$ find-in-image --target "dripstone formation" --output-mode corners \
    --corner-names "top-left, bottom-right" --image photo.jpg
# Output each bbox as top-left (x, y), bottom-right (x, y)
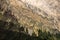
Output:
top-left (0, 0), bottom-right (60, 36)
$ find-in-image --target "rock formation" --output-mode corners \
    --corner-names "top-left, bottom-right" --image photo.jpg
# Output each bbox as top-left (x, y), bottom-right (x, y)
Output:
top-left (0, 0), bottom-right (60, 36)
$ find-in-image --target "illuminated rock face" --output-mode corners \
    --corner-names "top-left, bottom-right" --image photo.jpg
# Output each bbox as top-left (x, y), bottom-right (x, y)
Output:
top-left (0, 0), bottom-right (60, 36)
top-left (20, 0), bottom-right (60, 16)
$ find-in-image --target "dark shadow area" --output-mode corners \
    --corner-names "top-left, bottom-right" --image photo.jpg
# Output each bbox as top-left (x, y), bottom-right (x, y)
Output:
top-left (0, 20), bottom-right (60, 40)
top-left (0, 28), bottom-right (36, 40)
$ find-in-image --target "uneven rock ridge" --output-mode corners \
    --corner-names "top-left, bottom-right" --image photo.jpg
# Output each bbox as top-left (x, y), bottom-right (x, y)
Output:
top-left (0, 0), bottom-right (60, 36)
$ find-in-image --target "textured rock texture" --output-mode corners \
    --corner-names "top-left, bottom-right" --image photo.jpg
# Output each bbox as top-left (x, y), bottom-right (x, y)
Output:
top-left (0, 0), bottom-right (60, 36)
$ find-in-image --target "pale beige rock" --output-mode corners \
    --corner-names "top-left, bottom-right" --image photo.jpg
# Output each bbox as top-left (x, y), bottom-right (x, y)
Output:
top-left (0, 0), bottom-right (60, 36)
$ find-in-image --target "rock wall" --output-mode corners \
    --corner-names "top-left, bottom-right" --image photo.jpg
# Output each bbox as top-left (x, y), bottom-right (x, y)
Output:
top-left (0, 0), bottom-right (60, 36)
